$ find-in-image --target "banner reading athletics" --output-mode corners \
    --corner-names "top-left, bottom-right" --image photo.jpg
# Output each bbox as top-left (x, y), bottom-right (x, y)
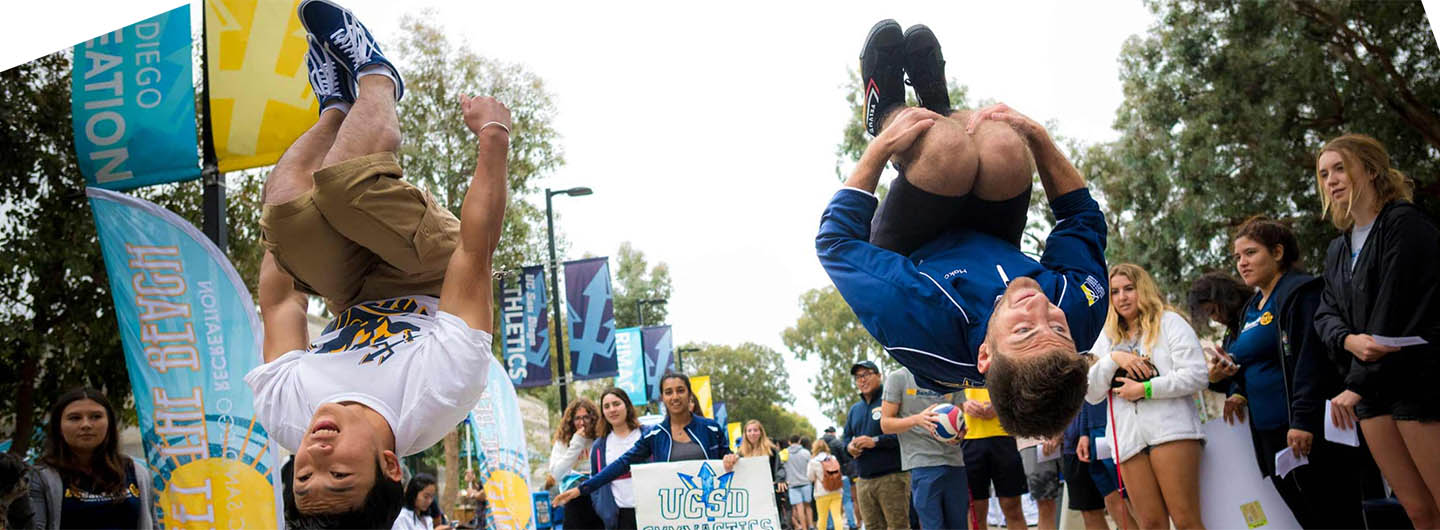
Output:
top-left (564, 257), bottom-right (617, 381)
top-left (633, 457), bottom-right (781, 530)
top-left (615, 327), bottom-right (647, 405)
top-left (642, 325), bottom-right (675, 402)
top-left (206, 0), bottom-right (319, 172)
top-left (87, 188), bottom-right (281, 528)
top-left (72, 5), bottom-right (200, 190)
top-left (469, 355), bottom-right (536, 530)
top-left (502, 266), bottom-right (552, 388)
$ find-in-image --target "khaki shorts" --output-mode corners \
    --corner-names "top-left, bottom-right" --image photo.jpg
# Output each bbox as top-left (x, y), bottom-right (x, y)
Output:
top-left (260, 152), bottom-right (459, 312)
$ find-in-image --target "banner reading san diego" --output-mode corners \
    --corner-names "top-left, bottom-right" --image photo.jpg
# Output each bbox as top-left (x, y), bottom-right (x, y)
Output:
top-left (634, 457), bottom-right (780, 530)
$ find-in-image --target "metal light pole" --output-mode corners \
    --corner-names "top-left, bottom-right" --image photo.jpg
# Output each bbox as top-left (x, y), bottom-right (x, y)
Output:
top-left (676, 346), bottom-right (701, 373)
top-left (636, 298), bottom-right (667, 328)
top-left (546, 186), bottom-right (592, 413)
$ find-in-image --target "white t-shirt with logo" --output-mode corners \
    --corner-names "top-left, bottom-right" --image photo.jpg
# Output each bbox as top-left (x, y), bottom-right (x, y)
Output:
top-left (245, 296), bottom-right (492, 456)
top-left (605, 428), bottom-right (642, 508)
top-left (1351, 220), bottom-right (1374, 270)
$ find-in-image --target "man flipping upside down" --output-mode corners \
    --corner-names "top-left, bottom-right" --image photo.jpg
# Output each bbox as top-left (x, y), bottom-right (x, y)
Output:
top-left (817, 20), bottom-right (1109, 438)
top-left (241, 1), bottom-right (511, 527)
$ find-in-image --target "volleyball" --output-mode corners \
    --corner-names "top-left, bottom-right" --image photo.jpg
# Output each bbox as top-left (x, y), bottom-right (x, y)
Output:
top-left (931, 404), bottom-right (965, 442)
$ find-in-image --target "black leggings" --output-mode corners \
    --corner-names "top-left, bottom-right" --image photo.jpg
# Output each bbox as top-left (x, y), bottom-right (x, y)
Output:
top-left (870, 170), bottom-right (1032, 255)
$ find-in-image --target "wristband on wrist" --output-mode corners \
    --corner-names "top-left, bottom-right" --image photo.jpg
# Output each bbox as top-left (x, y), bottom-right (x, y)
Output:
top-left (480, 121), bottom-right (510, 135)
top-left (1143, 381), bottom-right (1153, 399)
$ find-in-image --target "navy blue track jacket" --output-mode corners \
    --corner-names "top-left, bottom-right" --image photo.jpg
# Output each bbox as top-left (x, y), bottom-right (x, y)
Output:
top-left (816, 187), bottom-right (1110, 393)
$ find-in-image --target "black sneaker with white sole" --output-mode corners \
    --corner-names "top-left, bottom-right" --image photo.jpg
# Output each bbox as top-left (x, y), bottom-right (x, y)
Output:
top-left (860, 19), bottom-right (905, 137)
top-left (903, 24), bottom-right (951, 117)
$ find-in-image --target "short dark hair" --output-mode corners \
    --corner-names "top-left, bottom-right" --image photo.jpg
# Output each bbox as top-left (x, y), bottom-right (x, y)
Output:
top-left (789, 434), bottom-right (801, 444)
top-left (801, 437), bottom-right (811, 448)
top-left (1234, 216), bottom-right (1300, 271)
top-left (986, 348), bottom-right (1088, 438)
top-left (281, 456), bottom-right (404, 529)
top-left (1187, 271), bottom-right (1251, 338)
top-left (1, 451), bottom-right (30, 496)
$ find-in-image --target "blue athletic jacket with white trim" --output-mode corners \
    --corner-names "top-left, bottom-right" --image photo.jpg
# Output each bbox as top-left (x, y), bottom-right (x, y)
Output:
top-left (577, 413), bottom-right (731, 496)
top-left (816, 187), bottom-right (1110, 393)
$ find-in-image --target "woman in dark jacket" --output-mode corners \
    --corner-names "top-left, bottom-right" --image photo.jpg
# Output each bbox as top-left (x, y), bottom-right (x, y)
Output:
top-left (1312, 134), bottom-right (1440, 528)
top-left (1194, 217), bottom-right (1376, 528)
top-left (553, 372), bottom-right (737, 509)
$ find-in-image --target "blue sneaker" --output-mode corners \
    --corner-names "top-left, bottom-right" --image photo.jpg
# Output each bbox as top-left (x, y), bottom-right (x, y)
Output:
top-left (305, 34), bottom-right (353, 113)
top-left (297, 0), bottom-right (404, 101)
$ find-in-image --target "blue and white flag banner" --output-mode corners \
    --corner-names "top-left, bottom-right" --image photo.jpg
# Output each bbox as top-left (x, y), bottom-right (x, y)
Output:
top-left (469, 356), bottom-right (535, 530)
top-left (72, 5), bottom-right (200, 190)
top-left (87, 187), bottom-right (281, 528)
top-left (714, 402), bottom-right (728, 431)
top-left (502, 265), bottom-right (552, 388)
top-left (615, 327), bottom-right (647, 406)
top-left (641, 325), bottom-right (675, 403)
top-left (563, 257), bottom-right (617, 381)
top-left (633, 457), bottom-right (781, 528)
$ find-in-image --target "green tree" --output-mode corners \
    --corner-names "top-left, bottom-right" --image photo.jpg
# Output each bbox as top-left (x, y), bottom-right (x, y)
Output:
top-left (391, 11), bottom-right (565, 275)
top-left (1084, 0), bottom-right (1440, 297)
top-left (781, 286), bottom-right (892, 424)
top-left (680, 342), bottom-right (812, 435)
top-left (610, 242), bottom-right (673, 329)
top-left (0, 52), bottom-right (266, 454)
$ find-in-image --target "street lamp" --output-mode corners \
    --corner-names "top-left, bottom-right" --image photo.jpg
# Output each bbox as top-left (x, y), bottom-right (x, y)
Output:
top-left (546, 186), bottom-right (592, 412)
top-left (676, 346), bottom-right (702, 373)
top-left (636, 298), bottom-right (668, 328)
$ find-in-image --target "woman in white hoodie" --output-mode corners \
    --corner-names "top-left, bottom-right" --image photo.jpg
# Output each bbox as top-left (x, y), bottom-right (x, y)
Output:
top-left (1085, 263), bottom-right (1208, 530)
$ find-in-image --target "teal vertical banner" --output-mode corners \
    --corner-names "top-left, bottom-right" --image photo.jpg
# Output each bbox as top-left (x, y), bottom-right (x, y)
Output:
top-left (72, 5), bottom-right (200, 190)
top-left (614, 327), bottom-right (647, 406)
top-left (87, 187), bottom-right (281, 527)
top-left (469, 356), bottom-right (537, 530)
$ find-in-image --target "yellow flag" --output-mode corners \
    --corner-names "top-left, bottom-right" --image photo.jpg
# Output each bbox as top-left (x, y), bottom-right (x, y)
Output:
top-left (727, 422), bottom-right (742, 452)
top-left (692, 375), bottom-right (714, 419)
top-left (206, 0), bottom-right (318, 172)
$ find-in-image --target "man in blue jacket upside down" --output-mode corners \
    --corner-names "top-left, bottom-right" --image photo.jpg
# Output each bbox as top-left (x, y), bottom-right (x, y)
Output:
top-left (817, 20), bottom-right (1109, 438)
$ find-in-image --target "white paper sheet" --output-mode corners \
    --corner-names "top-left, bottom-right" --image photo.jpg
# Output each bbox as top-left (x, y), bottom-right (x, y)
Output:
top-left (1324, 401), bottom-right (1360, 447)
top-left (1037, 444), bottom-right (1061, 463)
top-left (1095, 436), bottom-right (1114, 460)
top-left (1373, 335), bottom-right (1429, 348)
top-left (1274, 447), bottom-right (1309, 478)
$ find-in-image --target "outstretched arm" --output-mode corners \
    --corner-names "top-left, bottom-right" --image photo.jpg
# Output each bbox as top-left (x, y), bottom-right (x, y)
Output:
top-left (259, 251), bottom-right (308, 363)
top-left (965, 103), bottom-right (1084, 201)
top-left (438, 95), bottom-right (511, 332)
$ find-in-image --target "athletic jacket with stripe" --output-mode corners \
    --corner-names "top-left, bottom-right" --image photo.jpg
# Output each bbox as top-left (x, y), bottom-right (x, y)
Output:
top-left (577, 414), bottom-right (730, 496)
top-left (816, 187), bottom-right (1109, 393)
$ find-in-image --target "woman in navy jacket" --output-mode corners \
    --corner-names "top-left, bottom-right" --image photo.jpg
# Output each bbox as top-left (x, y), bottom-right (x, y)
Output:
top-left (1313, 134), bottom-right (1440, 528)
top-left (553, 373), bottom-right (737, 510)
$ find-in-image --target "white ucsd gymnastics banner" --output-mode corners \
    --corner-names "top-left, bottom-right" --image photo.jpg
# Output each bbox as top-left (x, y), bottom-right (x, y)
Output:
top-left (633, 456), bottom-right (780, 530)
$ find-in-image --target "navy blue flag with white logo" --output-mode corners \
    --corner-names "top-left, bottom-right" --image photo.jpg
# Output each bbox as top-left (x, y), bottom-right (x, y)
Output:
top-left (564, 257), bottom-right (617, 381)
top-left (502, 266), bottom-right (552, 388)
top-left (714, 401), bottom-right (727, 430)
top-left (642, 325), bottom-right (675, 401)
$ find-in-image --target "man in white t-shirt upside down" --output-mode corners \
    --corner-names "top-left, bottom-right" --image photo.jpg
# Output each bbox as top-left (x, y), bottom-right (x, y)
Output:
top-left (242, 1), bottom-right (510, 527)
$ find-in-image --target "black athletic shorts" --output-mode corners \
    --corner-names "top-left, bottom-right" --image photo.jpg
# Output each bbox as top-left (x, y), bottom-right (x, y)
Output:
top-left (870, 169), bottom-right (1032, 255)
top-left (1062, 454), bottom-right (1106, 511)
top-left (962, 436), bottom-right (1029, 500)
top-left (1356, 358), bottom-right (1440, 422)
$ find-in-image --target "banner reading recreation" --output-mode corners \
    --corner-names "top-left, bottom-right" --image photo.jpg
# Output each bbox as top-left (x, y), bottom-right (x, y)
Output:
top-left (71, 5), bottom-right (200, 190)
top-left (206, 0), bottom-right (319, 172)
top-left (642, 325), bottom-right (675, 402)
top-left (615, 327), bottom-right (647, 405)
top-left (633, 457), bottom-right (781, 530)
top-left (564, 257), bottom-right (617, 381)
top-left (503, 266), bottom-right (552, 388)
top-left (470, 355), bottom-right (536, 530)
top-left (87, 187), bottom-right (281, 528)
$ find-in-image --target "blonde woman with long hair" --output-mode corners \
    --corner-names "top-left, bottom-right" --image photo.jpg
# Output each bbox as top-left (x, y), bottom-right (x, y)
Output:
top-left (1084, 263), bottom-right (1208, 529)
top-left (1312, 134), bottom-right (1440, 528)
top-left (738, 420), bottom-right (788, 504)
